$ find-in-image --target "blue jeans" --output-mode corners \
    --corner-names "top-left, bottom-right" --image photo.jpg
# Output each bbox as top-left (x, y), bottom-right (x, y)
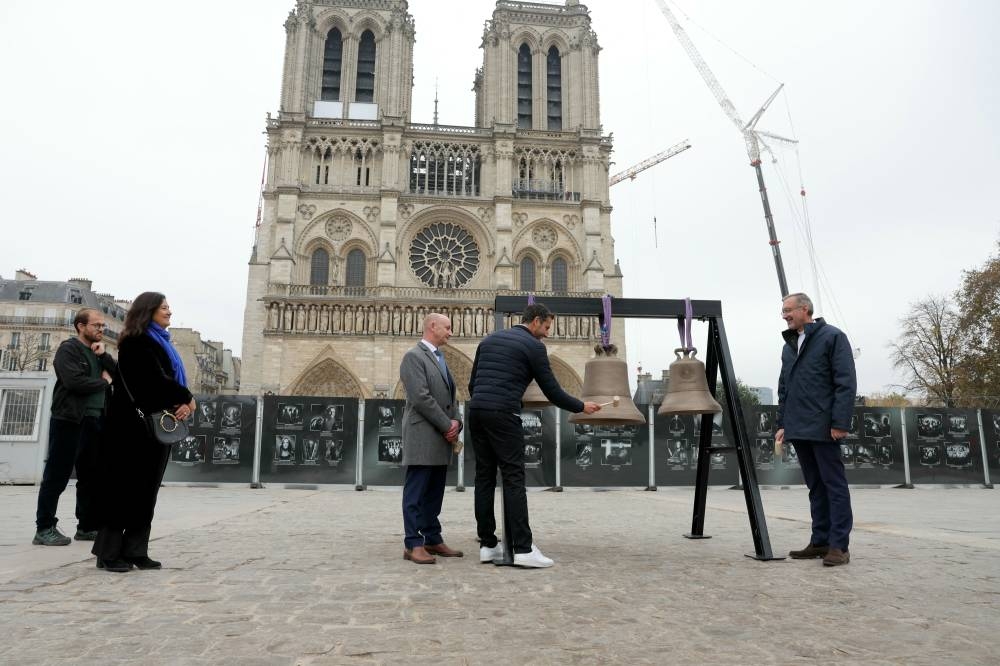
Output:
top-left (35, 416), bottom-right (101, 531)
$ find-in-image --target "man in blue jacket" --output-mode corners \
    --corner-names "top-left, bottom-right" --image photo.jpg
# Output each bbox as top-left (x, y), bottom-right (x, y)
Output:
top-left (468, 303), bottom-right (600, 568)
top-left (775, 293), bottom-right (857, 567)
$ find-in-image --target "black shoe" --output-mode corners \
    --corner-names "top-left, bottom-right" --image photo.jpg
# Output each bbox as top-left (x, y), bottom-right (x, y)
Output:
top-left (125, 556), bottom-right (162, 570)
top-left (74, 529), bottom-right (98, 541)
top-left (32, 527), bottom-right (71, 546)
top-left (96, 558), bottom-right (132, 573)
top-left (789, 543), bottom-right (829, 559)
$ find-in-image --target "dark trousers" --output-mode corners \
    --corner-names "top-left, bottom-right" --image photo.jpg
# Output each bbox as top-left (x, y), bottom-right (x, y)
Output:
top-left (793, 440), bottom-right (853, 550)
top-left (469, 409), bottom-right (532, 554)
top-left (401, 465), bottom-right (447, 549)
top-left (92, 443), bottom-right (171, 560)
top-left (35, 416), bottom-right (101, 531)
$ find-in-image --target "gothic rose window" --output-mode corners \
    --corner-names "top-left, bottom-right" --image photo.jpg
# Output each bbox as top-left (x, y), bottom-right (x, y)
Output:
top-left (409, 222), bottom-right (480, 288)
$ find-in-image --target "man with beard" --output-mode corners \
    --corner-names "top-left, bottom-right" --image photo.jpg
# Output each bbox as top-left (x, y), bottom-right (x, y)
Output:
top-left (33, 308), bottom-right (116, 546)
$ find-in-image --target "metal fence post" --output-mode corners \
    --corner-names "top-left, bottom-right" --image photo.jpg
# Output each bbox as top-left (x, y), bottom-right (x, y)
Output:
top-left (355, 400), bottom-right (365, 490)
top-left (251, 397), bottom-right (264, 488)
top-left (898, 407), bottom-right (914, 489)
top-left (977, 409), bottom-right (993, 489)
top-left (647, 403), bottom-right (656, 491)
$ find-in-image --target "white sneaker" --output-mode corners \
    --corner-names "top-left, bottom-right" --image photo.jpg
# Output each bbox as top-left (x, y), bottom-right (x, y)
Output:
top-left (479, 543), bottom-right (504, 563)
top-left (512, 544), bottom-right (554, 568)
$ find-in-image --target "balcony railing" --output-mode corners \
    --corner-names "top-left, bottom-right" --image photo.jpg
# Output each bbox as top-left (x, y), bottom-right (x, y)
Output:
top-left (512, 178), bottom-right (581, 201)
top-left (0, 315), bottom-right (72, 327)
top-left (265, 284), bottom-right (598, 301)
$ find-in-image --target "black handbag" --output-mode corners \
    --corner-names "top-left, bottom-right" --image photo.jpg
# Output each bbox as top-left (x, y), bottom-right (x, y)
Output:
top-left (118, 366), bottom-right (190, 446)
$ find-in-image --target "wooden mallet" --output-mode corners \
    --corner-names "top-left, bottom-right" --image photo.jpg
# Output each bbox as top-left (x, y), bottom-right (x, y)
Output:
top-left (597, 396), bottom-right (620, 408)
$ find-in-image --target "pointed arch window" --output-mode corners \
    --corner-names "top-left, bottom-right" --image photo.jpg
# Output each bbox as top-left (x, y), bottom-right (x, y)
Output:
top-left (322, 28), bottom-right (343, 101)
top-left (346, 249), bottom-right (366, 288)
top-left (520, 257), bottom-right (536, 292)
top-left (551, 257), bottom-right (568, 294)
top-left (310, 248), bottom-right (330, 286)
top-left (517, 43), bottom-right (532, 129)
top-left (356, 30), bottom-right (376, 103)
top-left (546, 46), bottom-right (562, 130)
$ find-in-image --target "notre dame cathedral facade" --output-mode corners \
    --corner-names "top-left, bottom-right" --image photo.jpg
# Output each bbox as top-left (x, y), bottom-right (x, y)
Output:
top-left (240, 0), bottom-right (625, 399)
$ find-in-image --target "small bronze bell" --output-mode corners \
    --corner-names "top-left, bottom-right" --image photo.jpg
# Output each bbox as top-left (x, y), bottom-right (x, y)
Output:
top-left (657, 348), bottom-right (723, 415)
top-left (521, 380), bottom-right (551, 409)
top-left (569, 345), bottom-right (646, 426)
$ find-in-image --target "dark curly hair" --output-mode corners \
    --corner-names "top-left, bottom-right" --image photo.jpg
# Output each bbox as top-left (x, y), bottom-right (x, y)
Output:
top-left (120, 292), bottom-right (166, 342)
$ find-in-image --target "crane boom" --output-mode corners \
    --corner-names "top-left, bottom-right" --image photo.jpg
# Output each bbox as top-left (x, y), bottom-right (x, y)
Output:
top-left (652, 0), bottom-right (793, 298)
top-left (609, 140), bottom-right (691, 186)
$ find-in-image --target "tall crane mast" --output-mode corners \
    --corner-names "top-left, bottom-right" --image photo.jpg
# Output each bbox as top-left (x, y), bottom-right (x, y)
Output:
top-left (652, 0), bottom-right (797, 298)
top-left (609, 140), bottom-right (691, 186)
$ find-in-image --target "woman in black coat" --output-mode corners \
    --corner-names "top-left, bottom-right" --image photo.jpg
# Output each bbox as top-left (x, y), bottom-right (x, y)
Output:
top-left (92, 292), bottom-right (195, 573)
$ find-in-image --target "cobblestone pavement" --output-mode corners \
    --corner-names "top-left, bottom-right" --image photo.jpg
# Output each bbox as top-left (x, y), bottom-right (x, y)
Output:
top-left (0, 483), bottom-right (997, 665)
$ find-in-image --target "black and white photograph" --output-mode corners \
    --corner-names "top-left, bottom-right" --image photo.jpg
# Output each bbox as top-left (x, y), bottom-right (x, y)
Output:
top-left (780, 441), bottom-right (798, 465)
top-left (667, 414), bottom-right (686, 436)
top-left (855, 443), bottom-right (877, 466)
top-left (839, 443), bottom-right (854, 465)
top-left (221, 402), bottom-right (242, 429)
top-left (919, 443), bottom-right (941, 467)
top-left (276, 403), bottom-right (304, 429)
top-left (948, 415), bottom-right (968, 436)
top-left (212, 436), bottom-right (228, 461)
top-left (274, 434), bottom-right (297, 464)
top-left (575, 442), bottom-right (593, 468)
top-left (993, 415), bottom-right (1000, 436)
top-left (756, 438), bottom-right (774, 466)
top-left (378, 405), bottom-right (397, 431)
top-left (309, 403), bottom-right (344, 432)
top-left (197, 401), bottom-right (217, 428)
top-left (877, 443), bottom-right (894, 466)
top-left (302, 437), bottom-right (320, 464)
top-left (378, 435), bottom-right (403, 465)
top-left (756, 410), bottom-right (772, 436)
top-left (710, 451), bottom-right (727, 469)
top-left (945, 442), bottom-right (972, 468)
top-left (864, 412), bottom-right (892, 439)
top-left (847, 414), bottom-right (859, 439)
top-left (916, 413), bottom-right (944, 440)
top-left (665, 439), bottom-right (689, 467)
top-left (524, 441), bottom-right (543, 466)
top-left (521, 411), bottom-right (543, 442)
top-left (601, 439), bottom-right (632, 467)
top-left (324, 439), bottom-right (344, 465)
top-left (217, 437), bottom-right (240, 464)
top-left (173, 435), bottom-right (206, 464)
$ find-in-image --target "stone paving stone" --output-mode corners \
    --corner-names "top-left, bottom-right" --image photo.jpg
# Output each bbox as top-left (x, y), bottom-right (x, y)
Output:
top-left (0, 485), bottom-right (998, 663)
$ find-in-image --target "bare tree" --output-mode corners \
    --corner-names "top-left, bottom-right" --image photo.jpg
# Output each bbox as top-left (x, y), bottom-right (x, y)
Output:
top-left (1, 331), bottom-right (54, 373)
top-left (889, 296), bottom-right (962, 407)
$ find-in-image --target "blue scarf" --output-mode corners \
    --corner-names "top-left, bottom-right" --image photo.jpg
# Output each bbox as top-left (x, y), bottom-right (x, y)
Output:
top-left (147, 322), bottom-right (188, 388)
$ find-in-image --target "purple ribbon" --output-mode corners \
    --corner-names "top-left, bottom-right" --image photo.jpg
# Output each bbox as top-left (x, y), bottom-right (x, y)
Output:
top-left (527, 293), bottom-right (535, 305)
top-left (600, 295), bottom-right (613, 349)
top-left (677, 298), bottom-right (693, 350)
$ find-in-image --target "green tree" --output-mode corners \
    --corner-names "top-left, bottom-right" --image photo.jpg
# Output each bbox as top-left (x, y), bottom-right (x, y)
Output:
top-left (718, 377), bottom-right (762, 408)
top-left (955, 239), bottom-right (1000, 406)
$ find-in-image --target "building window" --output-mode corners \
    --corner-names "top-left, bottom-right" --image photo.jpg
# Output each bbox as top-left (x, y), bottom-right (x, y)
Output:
top-left (551, 257), bottom-right (568, 293)
top-left (356, 30), bottom-right (376, 103)
top-left (520, 257), bottom-right (536, 292)
top-left (9, 332), bottom-right (20, 349)
top-left (408, 142), bottom-right (481, 196)
top-left (0, 388), bottom-right (43, 439)
top-left (517, 43), bottom-right (532, 129)
top-left (39, 333), bottom-right (50, 351)
top-left (547, 46), bottom-right (562, 130)
top-left (346, 249), bottom-right (366, 288)
top-left (321, 28), bottom-right (343, 101)
top-left (310, 248), bottom-right (330, 286)
top-left (36, 357), bottom-right (47, 371)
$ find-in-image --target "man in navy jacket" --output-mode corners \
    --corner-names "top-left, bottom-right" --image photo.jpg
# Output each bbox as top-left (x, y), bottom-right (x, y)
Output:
top-left (775, 293), bottom-right (857, 567)
top-left (468, 303), bottom-right (600, 567)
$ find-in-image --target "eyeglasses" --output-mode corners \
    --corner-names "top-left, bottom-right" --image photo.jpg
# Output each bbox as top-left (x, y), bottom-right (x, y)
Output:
top-left (780, 307), bottom-right (803, 314)
top-left (88, 323), bottom-right (107, 330)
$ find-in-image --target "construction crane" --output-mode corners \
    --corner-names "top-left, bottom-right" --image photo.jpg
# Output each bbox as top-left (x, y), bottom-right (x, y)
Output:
top-left (609, 139), bottom-right (691, 186)
top-left (653, 0), bottom-right (798, 298)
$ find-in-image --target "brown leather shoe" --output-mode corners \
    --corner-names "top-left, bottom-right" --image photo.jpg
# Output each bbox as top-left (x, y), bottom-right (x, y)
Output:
top-left (822, 548), bottom-right (850, 567)
top-left (403, 546), bottom-right (436, 564)
top-left (789, 543), bottom-right (829, 559)
top-left (425, 543), bottom-right (464, 558)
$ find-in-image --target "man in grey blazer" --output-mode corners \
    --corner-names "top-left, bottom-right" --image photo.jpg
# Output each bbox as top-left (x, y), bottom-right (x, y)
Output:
top-left (400, 313), bottom-right (463, 564)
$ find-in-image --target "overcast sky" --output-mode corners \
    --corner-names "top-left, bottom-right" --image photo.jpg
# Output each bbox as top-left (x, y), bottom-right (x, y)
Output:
top-left (1, 0), bottom-right (997, 397)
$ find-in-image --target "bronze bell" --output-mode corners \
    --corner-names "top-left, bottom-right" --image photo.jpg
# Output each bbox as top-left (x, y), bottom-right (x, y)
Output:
top-left (569, 345), bottom-right (646, 426)
top-left (657, 348), bottom-right (723, 415)
top-left (521, 380), bottom-right (551, 409)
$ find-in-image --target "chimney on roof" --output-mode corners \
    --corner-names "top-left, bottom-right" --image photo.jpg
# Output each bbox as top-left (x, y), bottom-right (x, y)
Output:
top-left (16, 269), bottom-right (37, 281)
top-left (68, 277), bottom-right (93, 290)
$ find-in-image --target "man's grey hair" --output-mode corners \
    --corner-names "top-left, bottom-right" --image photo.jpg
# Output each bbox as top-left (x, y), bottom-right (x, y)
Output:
top-left (783, 292), bottom-right (814, 315)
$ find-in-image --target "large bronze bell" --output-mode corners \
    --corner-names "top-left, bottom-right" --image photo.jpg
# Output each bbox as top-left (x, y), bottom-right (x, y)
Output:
top-left (521, 380), bottom-right (551, 409)
top-left (569, 345), bottom-right (646, 426)
top-left (657, 348), bottom-right (723, 415)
